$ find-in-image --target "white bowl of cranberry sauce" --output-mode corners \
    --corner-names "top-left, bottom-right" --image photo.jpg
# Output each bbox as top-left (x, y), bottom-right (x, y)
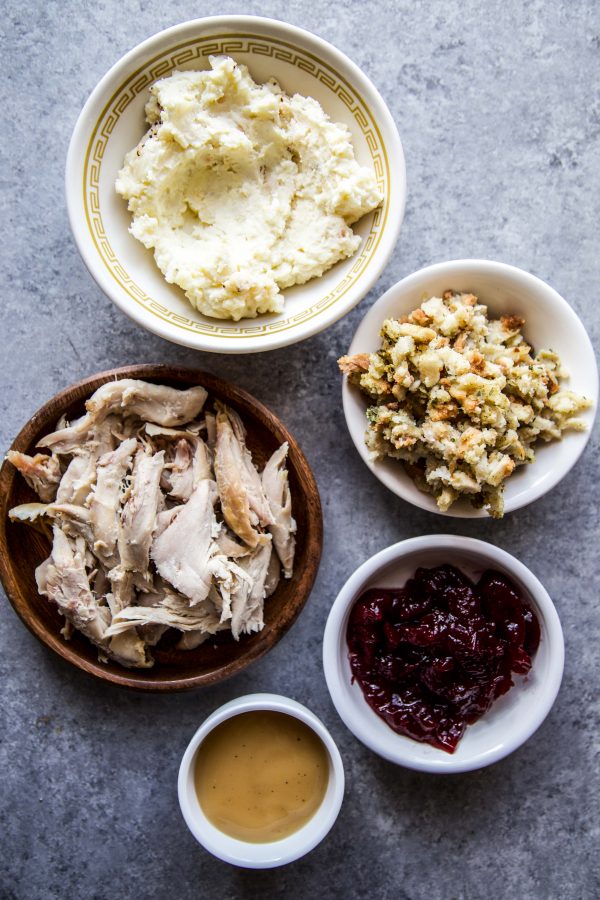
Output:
top-left (323, 535), bottom-right (564, 773)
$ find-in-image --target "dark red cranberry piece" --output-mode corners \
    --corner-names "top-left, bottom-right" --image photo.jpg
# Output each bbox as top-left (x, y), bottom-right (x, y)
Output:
top-left (349, 590), bottom-right (390, 626)
top-left (379, 690), bottom-right (441, 741)
top-left (422, 667), bottom-right (487, 716)
top-left (523, 605), bottom-right (541, 655)
top-left (451, 650), bottom-right (486, 679)
top-left (478, 570), bottom-right (526, 647)
top-left (416, 564), bottom-right (474, 597)
top-left (435, 719), bottom-right (466, 753)
top-left (510, 645), bottom-right (532, 675)
top-left (390, 610), bottom-right (449, 648)
top-left (444, 582), bottom-right (481, 619)
top-left (374, 652), bottom-right (422, 684)
top-left (384, 621), bottom-right (404, 650)
top-left (388, 587), bottom-right (433, 622)
top-left (492, 670), bottom-right (514, 699)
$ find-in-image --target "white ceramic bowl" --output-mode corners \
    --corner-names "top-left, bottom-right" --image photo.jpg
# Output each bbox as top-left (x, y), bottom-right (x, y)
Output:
top-left (323, 535), bottom-right (564, 773)
top-left (342, 259), bottom-right (598, 516)
top-left (178, 693), bottom-right (345, 867)
top-left (66, 16), bottom-right (405, 354)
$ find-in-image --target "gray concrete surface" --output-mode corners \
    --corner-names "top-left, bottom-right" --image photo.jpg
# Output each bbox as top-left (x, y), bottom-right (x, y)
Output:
top-left (1, 1), bottom-right (599, 898)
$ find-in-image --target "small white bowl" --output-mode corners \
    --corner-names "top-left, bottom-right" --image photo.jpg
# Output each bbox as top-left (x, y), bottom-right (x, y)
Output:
top-left (178, 693), bottom-right (345, 867)
top-left (66, 16), bottom-right (405, 354)
top-left (323, 535), bottom-right (564, 773)
top-left (342, 259), bottom-right (598, 516)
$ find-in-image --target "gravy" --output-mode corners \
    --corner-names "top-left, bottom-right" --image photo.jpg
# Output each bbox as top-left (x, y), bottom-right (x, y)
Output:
top-left (194, 710), bottom-right (329, 842)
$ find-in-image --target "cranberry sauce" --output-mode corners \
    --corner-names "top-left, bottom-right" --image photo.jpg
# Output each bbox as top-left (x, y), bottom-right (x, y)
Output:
top-left (346, 565), bottom-right (540, 753)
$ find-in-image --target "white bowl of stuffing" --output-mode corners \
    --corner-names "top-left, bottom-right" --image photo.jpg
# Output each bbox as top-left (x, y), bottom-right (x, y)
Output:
top-left (340, 259), bottom-right (597, 517)
top-left (66, 16), bottom-right (405, 353)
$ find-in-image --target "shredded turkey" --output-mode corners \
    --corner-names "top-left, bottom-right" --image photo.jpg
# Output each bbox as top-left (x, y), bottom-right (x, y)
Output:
top-left (118, 448), bottom-right (165, 573)
top-left (214, 402), bottom-right (273, 547)
top-left (89, 438), bottom-right (137, 567)
top-left (7, 378), bottom-right (295, 669)
top-left (38, 380), bottom-right (208, 452)
top-left (151, 478), bottom-right (219, 606)
top-left (262, 442), bottom-right (296, 578)
top-left (230, 542), bottom-right (273, 640)
top-left (6, 451), bottom-right (61, 502)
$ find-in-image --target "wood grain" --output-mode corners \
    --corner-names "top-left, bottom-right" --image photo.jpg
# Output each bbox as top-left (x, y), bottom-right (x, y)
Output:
top-left (0, 365), bottom-right (323, 692)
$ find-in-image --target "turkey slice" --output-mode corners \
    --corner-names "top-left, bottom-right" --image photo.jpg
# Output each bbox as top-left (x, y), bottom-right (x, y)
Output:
top-left (105, 590), bottom-right (224, 636)
top-left (214, 403), bottom-right (272, 548)
top-left (38, 380), bottom-right (208, 452)
top-left (89, 438), bottom-right (137, 567)
top-left (230, 542), bottom-right (273, 640)
top-left (37, 527), bottom-right (110, 649)
top-left (6, 450), bottom-right (61, 502)
top-left (151, 479), bottom-right (219, 606)
top-left (168, 437), bottom-right (212, 501)
top-left (118, 447), bottom-right (165, 574)
top-left (261, 442), bottom-right (296, 578)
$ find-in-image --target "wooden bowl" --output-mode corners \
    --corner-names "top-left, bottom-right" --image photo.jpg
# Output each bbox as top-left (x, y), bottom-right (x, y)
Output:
top-left (0, 365), bottom-right (322, 691)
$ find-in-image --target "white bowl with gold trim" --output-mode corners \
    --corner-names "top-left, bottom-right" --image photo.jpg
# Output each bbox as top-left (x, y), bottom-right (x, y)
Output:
top-left (66, 16), bottom-right (406, 354)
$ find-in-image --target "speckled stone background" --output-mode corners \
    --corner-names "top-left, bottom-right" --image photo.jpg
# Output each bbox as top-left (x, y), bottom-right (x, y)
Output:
top-left (1, 2), bottom-right (599, 898)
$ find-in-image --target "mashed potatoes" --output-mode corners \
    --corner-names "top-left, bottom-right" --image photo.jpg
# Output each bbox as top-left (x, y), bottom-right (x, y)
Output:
top-left (116, 56), bottom-right (383, 321)
top-left (339, 291), bottom-right (592, 517)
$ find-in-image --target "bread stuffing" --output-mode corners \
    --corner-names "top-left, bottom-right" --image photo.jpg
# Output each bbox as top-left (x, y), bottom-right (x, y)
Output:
top-left (339, 291), bottom-right (592, 517)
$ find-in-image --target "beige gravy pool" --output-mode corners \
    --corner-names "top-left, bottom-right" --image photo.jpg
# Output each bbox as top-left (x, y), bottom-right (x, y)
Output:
top-left (194, 710), bottom-right (329, 842)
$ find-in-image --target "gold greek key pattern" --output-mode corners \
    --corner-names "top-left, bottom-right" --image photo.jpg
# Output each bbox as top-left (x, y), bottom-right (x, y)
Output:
top-left (84, 33), bottom-right (390, 338)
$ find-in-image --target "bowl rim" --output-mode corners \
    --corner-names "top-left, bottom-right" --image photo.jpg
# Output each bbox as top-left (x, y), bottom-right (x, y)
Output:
top-left (342, 258), bottom-right (598, 517)
top-left (0, 364), bottom-right (323, 692)
top-left (322, 534), bottom-right (565, 773)
top-left (65, 14), bottom-right (406, 354)
top-left (177, 692), bottom-right (345, 867)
